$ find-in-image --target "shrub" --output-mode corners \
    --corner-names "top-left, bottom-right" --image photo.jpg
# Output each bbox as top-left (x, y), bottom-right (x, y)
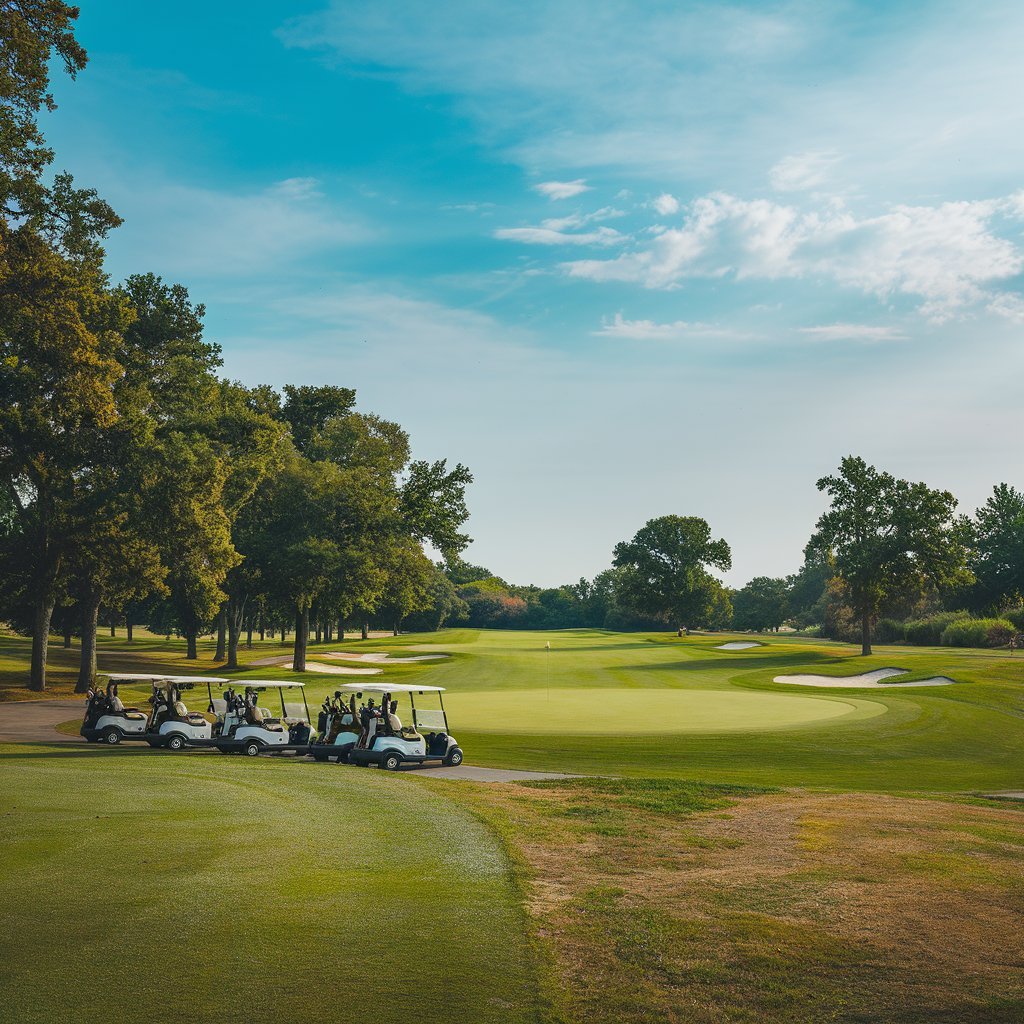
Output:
top-left (874, 618), bottom-right (904, 643)
top-left (1001, 607), bottom-right (1024, 632)
top-left (904, 610), bottom-right (973, 646)
top-left (940, 617), bottom-right (1016, 648)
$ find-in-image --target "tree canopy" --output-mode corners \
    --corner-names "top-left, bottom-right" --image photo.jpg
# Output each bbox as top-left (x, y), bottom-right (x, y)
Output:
top-left (807, 456), bottom-right (971, 654)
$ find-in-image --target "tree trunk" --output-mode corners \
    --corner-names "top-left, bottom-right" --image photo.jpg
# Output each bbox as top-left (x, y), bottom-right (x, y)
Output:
top-left (186, 629), bottom-right (198, 660)
top-left (361, 622), bottom-right (368, 641)
top-left (63, 617), bottom-right (72, 649)
top-left (226, 602), bottom-right (241, 671)
top-left (259, 611), bottom-right (265, 642)
top-left (109, 621), bottom-right (115, 637)
top-left (315, 621), bottom-right (322, 644)
top-left (127, 620), bottom-right (134, 642)
top-left (337, 618), bottom-right (344, 642)
top-left (393, 621), bottom-right (400, 636)
top-left (76, 593), bottom-right (101, 694)
top-left (324, 622), bottom-right (332, 643)
top-left (29, 598), bottom-right (54, 692)
top-left (215, 605), bottom-right (227, 661)
top-left (861, 610), bottom-right (872, 657)
top-left (246, 618), bottom-right (253, 649)
top-left (292, 607), bottom-right (309, 671)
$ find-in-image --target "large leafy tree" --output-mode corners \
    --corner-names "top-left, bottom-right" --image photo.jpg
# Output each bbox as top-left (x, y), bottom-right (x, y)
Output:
top-left (612, 515), bottom-right (732, 630)
top-left (969, 484), bottom-right (1024, 611)
top-left (732, 576), bottom-right (789, 632)
top-left (0, 226), bottom-right (129, 689)
top-left (807, 456), bottom-right (971, 655)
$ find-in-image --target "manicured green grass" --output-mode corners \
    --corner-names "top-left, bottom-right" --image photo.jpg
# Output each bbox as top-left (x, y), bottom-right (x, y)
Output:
top-left (5, 626), bottom-right (1024, 791)
top-left (0, 744), bottom-right (540, 1024)
top-left (447, 686), bottom-right (886, 732)
top-left (421, 629), bottom-right (1024, 792)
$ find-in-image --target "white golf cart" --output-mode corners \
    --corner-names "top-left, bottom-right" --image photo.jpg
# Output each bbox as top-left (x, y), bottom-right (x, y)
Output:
top-left (346, 684), bottom-right (463, 771)
top-left (308, 689), bottom-right (363, 763)
top-left (80, 673), bottom-right (227, 748)
top-left (209, 681), bottom-right (313, 757)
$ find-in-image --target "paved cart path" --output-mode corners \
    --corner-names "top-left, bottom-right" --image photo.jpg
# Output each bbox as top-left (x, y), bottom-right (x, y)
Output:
top-left (0, 700), bottom-right (580, 782)
top-left (0, 698), bottom-right (81, 743)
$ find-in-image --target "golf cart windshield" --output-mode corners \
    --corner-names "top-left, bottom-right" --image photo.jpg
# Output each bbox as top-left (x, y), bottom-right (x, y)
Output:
top-left (243, 681), bottom-right (310, 722)
top-left (353, 684), bottom-right (449, 734)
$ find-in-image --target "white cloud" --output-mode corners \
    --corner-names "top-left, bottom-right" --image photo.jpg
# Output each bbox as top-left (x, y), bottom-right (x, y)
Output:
top-left (541, 206), bottom-right (624, 231)
top-left (769, 150), bottom-right (840, 191)
top-left (651, 193), bottom-right (680, 216)
top-left (534, 179), bottom-right (592, 200)
top-left (564, 191), bottom-right (1024, 321)
top-left (595, 313), bottom-right (747, 340)
top-left (798, 323), bottom-right (907, 343)
top-left (494, 225), bottom-right (623, 246)
top-left (987, 292), bottom-right (1024, 322)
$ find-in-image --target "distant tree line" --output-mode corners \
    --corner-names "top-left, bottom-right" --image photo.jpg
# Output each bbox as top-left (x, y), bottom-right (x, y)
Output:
top-left (0, 6), bottom-right (472, 691)
top-left (438, 461), bottom-right (1024, 656)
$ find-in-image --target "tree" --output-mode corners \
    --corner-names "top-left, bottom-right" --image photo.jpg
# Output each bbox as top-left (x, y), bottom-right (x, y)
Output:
top-left (374, 540), bottom-right (435, 634)
top-left (0, 225), bottom-right (128, 689)
top-left (807, 456), bottom-right (971, 656)
top-left (785, 555), bottom-right (833, 629)
top-left (403, 567), bottom-right (468, 632)
top-left (0, 1), bottom-right (119, 253)
top-left (969, 484), bottom-right (1024, 611)
top-left (732, 576), bottom-right (789, 632)
top-left (612, 515), bottom-right (732, 630)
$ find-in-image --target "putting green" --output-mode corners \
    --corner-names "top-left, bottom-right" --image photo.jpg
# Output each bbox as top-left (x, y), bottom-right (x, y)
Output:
top-left (445, 687), bottom-right (887, 734)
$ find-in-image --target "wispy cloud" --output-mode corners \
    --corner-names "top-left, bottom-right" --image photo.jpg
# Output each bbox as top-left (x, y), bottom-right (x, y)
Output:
top-left (494, 225), bottom-right (623, 246)
top-left (534, 179), bottom-right (592, 200)
top-left (769, 150), bottom-right (840, 192)
top-left (798, 323), bottom-right (907, 343)
top-left (595, 312), bottom-right (748, 341)
top-left (564, 191), bottom-right (1024, 321)
top-left (105, 175), bottom-right (366, 278)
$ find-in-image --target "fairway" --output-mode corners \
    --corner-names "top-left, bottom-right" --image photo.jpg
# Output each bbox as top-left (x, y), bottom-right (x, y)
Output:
top-left (0, 745), bottom-right (539, 1024)
top-left (447, 686), bottom-right (886, 733)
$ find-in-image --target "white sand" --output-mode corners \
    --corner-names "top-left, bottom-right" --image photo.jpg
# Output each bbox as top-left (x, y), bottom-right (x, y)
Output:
top-left (716, 641), bottom-right (762, 651)
top-left (324, 652), bottom-right (449, 663)
top-left (774, 668), bottom-right (956, 688)
top-left (248, 654), bottom-right (382, 675)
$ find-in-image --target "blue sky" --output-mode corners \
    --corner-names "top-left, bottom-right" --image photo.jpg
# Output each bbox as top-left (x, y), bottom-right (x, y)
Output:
top-left (48, 1), bottom-right (1024, 586)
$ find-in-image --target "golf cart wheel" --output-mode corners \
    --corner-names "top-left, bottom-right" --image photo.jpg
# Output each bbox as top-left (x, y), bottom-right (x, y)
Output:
top-left (243, 740), bottom-right (262, 757)
top-left (102, 727), bottom-right (122, 746)
top-left (166, 734), bottom-right (186, 752)
top-left (382, 752), bottom-right (403, 772)
top-left (444, 747), bottom-right (464, 767)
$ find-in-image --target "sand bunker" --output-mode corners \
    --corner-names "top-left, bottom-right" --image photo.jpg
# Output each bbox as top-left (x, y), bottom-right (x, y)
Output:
top-left (716, 641), bottom-right (762, 651)
top-left (324, 652), bottom-right (449, 663)
top-left (774, 668), bottom-right (956, 689)
top-left (249, 655), bottom-right (382, 676)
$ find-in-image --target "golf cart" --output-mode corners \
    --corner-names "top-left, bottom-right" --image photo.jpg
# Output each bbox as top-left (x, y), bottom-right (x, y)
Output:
top-left (209, 681), bottom-right (313, 757)
top-left (308, 689), bottom-right (363, 763)
top-left (80, 673), bottom-right (228, 747)
top-left (346, 684), bottom-right (463, 771)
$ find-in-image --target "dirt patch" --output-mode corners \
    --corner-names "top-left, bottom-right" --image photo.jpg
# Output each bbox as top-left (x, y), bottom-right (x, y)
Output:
top-left (445, 781), bottom-right (1024, 1023)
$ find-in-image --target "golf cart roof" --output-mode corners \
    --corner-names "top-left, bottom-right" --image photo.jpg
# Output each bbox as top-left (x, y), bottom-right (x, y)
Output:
top-left (103, 673), bottom-right (229, 684)
top-left (357, 683), bottom-right (445, 694)
top-left (242, 680), bottom-right (306, 689)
